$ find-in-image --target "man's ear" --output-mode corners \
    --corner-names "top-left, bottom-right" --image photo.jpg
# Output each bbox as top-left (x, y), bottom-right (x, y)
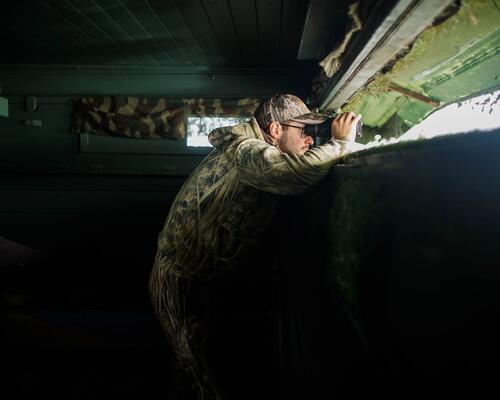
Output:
top-left (268, 121), bottom-right (282, 140)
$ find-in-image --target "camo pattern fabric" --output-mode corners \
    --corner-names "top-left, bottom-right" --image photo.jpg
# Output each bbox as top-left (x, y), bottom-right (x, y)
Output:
top-left (71, 96), bottom-right (186, 139)
top-left (72, 96), bottom-right (260, 140)
top-left (149, 117), bottom-right (365, 399)
top-left (184, 97), bottom-right (260, 118)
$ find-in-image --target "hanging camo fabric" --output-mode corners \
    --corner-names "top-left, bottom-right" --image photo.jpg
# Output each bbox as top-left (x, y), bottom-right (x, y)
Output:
top-left (72, 96), bottom-right (261, 140)
top-left (72, 96), bottom-right (186, 139)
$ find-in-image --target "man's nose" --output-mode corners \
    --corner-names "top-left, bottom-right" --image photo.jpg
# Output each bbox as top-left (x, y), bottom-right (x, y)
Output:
top-left (305, 135), bottom-right (314, 144)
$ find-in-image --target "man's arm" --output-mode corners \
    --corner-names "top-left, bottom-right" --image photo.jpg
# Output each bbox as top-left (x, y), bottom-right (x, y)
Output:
top-left (235, 127), bottom-right (364, 195)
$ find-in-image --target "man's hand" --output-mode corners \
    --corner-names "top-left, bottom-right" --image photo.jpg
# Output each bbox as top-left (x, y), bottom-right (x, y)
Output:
top-left (331, 112), bottom-right (362, 142)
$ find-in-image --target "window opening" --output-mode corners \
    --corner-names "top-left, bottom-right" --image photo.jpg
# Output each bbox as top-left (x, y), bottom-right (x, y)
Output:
top-left (363, 89), bottom-right (500, 149)
top-left (187, 116), bottom-right (248, 147)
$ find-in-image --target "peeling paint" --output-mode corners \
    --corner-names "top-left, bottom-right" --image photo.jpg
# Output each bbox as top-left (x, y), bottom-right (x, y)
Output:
top-left (342, 0), bottom-right (500, 133)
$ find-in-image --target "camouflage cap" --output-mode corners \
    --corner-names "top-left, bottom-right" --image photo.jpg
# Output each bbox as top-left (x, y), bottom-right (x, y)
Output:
top-left (253, 94), bottom-right (327, 130)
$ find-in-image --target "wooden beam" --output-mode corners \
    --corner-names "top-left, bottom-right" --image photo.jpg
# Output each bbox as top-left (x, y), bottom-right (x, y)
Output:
top-left (318, 0), bottom-right (455, 111)
top-left (388, 82), bottom-right (440, 107)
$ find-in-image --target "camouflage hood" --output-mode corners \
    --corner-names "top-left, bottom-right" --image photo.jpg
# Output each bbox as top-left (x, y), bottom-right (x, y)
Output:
top-left (208, 117), bottom-right (265, 150)
top-left (150, 115), bottom-right (365, 284)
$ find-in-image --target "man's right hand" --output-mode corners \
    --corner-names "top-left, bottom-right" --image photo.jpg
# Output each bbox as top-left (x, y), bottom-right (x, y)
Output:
top-left (331, 112), bottom-right (362, 142)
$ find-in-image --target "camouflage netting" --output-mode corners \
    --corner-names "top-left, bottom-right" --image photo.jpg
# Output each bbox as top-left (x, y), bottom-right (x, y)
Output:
top-left (72, 96), bottom-right (261, 140)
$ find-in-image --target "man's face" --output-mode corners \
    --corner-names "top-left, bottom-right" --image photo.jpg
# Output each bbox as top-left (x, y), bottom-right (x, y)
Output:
top-left (278, 121), bottom-right (314, 155)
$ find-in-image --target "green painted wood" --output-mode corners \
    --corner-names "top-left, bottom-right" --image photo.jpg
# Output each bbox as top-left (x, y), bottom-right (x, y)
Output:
top-left (280, 0), bottom-right (309, 60)
top-left (0, 172), bottom-right (184, 260)
top-left (0, 40), bottom-right (30, 64)
top-left (229, 0), bottom-right (260, 61)
top-left (0, 16), bottom-right (70, 64)
top-left (1, 3), bottom-right (102, 65)
top-left (93, 0), bottom-right (164, 66)
top-left (49, 0), bottom-right (137, 65)
top-left (0, 66), bottom-right (309, 96)
top-left (80, 134), bottom-right (212, 156)
top-left (75, 153), bottom-right (206, 176)
top-left (68, 0), bottom-right (153, 66)
top-left (118, 0), bottom-right (190, 65)
top-left (426, 55), bottom-right (500, 102)
top-left (256, 0), bottom-right (281, 58)
top-left (0, 99), bottom-right (201, 176)
top-left (0, 190), bottom-right (178, 215)
top-left (343, 0), bottom-right (500, 132)
top-left (65, 0), bottom-right (145, 65)
top-left (201, 0), bottom-right (240, 64)
top-left (0, 0), bottom-right (310, 68)
top-left (0, 97), bottom-right (8, 117)
top-left (173, 0), bottom-right (224, 66)
top-left (0, 173), bottom-right (186, 192)
top-left (146, 0), bottom-right (208, 66)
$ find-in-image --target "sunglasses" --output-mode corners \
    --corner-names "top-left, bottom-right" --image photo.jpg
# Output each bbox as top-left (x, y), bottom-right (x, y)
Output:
top-left (280, 123), bottom-right (310, 138)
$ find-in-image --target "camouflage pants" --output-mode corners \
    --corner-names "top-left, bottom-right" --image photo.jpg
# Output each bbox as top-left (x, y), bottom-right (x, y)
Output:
top-left (155, 269), bottom-right (278, 400)
top-left (158, 274), bottom-right (220, 400)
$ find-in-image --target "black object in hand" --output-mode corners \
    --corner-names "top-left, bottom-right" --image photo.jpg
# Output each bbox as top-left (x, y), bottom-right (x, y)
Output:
top-left (304, 117), bottom-right (363, 138)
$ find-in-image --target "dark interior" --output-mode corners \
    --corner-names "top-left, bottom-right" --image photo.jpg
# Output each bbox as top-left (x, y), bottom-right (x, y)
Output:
top-left (1, 0), bottom-right (499, 398)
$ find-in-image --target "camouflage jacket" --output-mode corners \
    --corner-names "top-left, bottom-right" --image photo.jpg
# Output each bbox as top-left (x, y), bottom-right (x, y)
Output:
top-left (150, 117), bottom-right (364, 293)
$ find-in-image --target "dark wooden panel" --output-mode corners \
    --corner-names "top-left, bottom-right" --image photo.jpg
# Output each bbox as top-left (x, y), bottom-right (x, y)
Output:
top-left (44, 0), bottom-right (134, 65)
top-left (0, 39), bottom-right (31, 64)
top-left (0, 190), bottom-right (176, 215)
top-left (0, 66), bottom-right (305, 97)
top-left (147, 0), bottom-right (208, 66)
top-left (94, 0), bottom-right (164, 66)
top-left (63, 0), bottom-right (147, 65)
top-left (68, 0), bottom-right (155, 66)
top-left (297, 0), bottom-right (347, 60)
top-left (229, 0), bottom-right (260, 62)
top-left (201, 0), bottom-right (239, 65)
top-left (280, 0), bottom-right (309, 60)
top-left (0, 174), bottom-right (186, 192)
top-left (173, 0), bottom-right (224, 66)
top-left (1, 2), bottom-right (106, 65)
top-left (256, 0), bottom-right (282, 59)
top-left (119, 0), bottom-right (191, 66)
top-left (0, 17), bottom-right (70, 64)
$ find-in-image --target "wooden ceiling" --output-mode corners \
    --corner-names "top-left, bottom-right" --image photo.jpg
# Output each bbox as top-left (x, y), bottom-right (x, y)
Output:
top-left (0, 0), bottom-right (312, 68)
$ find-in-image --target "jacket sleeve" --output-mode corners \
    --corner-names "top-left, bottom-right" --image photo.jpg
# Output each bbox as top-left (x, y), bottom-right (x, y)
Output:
top-left (235, 137), bottom-right (365, 195)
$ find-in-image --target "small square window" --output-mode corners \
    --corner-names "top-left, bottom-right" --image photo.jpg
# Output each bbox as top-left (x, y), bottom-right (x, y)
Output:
top-left (187, 116), bottom-right (248, 147)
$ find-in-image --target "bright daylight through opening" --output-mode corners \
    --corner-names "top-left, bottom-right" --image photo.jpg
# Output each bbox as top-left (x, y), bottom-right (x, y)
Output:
top-left (187, 116), bottom-right (248, 147)
top-left (363, 89), bottom-right (500, 149)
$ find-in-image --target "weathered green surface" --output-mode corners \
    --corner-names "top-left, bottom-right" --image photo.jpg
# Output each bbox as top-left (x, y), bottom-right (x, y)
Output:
top-left (0, 96), bottom-right (8, 117)
top-left (275, 129), bottom-right (500, 388)
top-left (343, 0), bottom-right (500, 133)
top-left (0, 65), bottom-right (312, 97)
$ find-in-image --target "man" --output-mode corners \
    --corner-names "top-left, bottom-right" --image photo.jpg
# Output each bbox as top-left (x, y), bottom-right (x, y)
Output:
top-left (149, 94), bottom-right (364, 399)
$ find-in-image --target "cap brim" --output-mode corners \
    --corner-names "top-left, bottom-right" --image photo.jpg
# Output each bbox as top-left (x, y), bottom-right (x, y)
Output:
top-left (291, 112), bottom-right (329, 125)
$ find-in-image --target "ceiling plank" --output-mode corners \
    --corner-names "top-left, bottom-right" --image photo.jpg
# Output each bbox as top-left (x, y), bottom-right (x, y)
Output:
top-left (256, 0), bottom-right (281, 59)
top-left (77, 0), bottom-right (159, 65)
top-left (46, 0), bottom-right (134, 65)
top-left (173, 0), bottom-right (224, 66)
top-left (0, 39), bottom-right (31, 64)
top-left (118, 0), bottom-right (192, 66)
top-left (147, 0), bottom-right (208, 66)
top-left (297, 0), bottom-right (345, 60)
top-left (93, 0), bottom-right (165, 66)
top-left (2, 2), bottom-right (109, 65)
top-left (281, 0), bottom-right (309, 61)
top-left (201, 0), bottom-right (240, 65)
top-left (229, 0), bottom-right (260, 62)
top-left (66, 0), bottom-right (147, 65)
top-left (0, 17), bottom-right (71, 64)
